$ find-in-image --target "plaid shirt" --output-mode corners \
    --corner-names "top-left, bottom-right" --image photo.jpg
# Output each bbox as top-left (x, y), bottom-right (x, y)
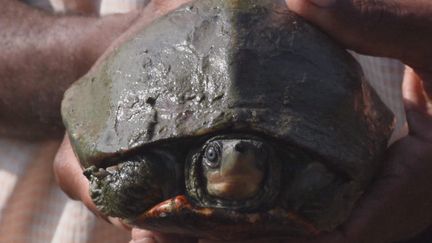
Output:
top-left (2, 1), bottom-right (406, 242)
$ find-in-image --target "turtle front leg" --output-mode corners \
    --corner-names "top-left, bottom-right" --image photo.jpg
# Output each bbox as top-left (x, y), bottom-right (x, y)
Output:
top-left (84, 151), bottom-right (181, 219)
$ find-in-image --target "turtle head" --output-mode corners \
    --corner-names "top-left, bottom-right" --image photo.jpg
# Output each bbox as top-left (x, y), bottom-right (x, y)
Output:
top-left (186, 135), bottom-right (281, 211)
top-left (202, 139), bottom-right (268, 200)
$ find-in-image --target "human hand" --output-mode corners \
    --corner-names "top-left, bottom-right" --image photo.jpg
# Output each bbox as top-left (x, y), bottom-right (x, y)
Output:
top-left (202, 1), bottom-right (432, 242)
top-left (286, 0), bottom-right (432, 74)
top-left (132, 1), bottom-right (432, 242)
top-left (0, 0), bottom-right (140, 138)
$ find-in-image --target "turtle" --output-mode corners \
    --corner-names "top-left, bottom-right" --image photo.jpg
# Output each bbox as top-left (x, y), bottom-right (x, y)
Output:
top-left (61, 0), bottom-right (395, 240)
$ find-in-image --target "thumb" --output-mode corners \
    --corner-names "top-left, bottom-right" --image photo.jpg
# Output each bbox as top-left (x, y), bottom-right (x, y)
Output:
top-left (402, 67), bottom-right (432, 141)
top-left (286, 0), bottom-right (432, 70)
top-left (402, 67), bottom-right (429, 114)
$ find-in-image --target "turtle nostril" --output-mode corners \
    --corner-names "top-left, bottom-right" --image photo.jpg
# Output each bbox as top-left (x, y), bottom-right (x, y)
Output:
top-left (234, 142), bottom-right (246, 153)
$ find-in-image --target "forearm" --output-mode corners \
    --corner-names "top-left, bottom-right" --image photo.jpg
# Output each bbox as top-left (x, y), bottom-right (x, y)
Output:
top-left (0, 0), bottom-right (138, 139)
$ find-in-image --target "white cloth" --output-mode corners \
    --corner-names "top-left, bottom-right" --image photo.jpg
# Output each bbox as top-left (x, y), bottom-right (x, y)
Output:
top-left (47, 0), bottom-right (149, 15)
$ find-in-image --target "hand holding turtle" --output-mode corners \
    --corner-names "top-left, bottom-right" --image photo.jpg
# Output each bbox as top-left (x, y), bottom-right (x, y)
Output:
top-left (202, 1), bottom-right (432, 242)
top-left (268, 0), bottom-right (432, 242)
top-left (286, 0), bottom-right (432, 75)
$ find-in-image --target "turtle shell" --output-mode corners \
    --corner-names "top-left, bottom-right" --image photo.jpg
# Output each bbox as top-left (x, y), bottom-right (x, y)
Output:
top-left (61, 0), bottom-right (394, 239)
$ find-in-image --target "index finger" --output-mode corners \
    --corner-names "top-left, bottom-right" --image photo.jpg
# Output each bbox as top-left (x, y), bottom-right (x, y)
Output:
top-left (286, 0), bottom-right (432, 70)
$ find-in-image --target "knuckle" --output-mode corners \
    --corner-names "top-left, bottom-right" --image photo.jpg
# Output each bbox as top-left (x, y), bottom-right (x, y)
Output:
top-left (351, 0), bottom-right (403, 27)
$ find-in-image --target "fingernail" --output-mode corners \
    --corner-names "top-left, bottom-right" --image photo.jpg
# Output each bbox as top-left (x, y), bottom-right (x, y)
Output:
top-left (308, 0), bottom-right (336, 7)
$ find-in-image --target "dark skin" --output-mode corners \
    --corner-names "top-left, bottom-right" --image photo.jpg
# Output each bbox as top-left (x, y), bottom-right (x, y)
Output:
top-left (0, 0), bottom-right (141, 139)
top-left (1, 0), bottom-right (430, 242)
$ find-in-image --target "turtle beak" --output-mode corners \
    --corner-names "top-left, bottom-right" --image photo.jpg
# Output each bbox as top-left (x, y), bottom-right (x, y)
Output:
top-left (220, 141), bottom-right (262, 175)
top-left (205, 140), bottom-right (267, 200)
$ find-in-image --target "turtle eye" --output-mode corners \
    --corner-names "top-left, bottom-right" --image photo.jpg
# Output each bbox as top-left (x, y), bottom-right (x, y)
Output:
top-left (204, 143), bottom-right (221, 168)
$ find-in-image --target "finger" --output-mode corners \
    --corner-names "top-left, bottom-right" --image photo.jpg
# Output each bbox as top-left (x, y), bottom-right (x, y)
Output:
top-left (53, 134), bottom-right (130, 230)
top-left (314, 137), bottom-right (432, 243)
top-left (406, 110), bottom-right (432, 142)
top-left (402, 67), bottom-right (428, 113)
top-left (416, 70), bottom-right (432, 103)
top-left (53, 135), bottom-right (104, 216)
top-left (285, 0), bottom-right (432, 69)
top-left (131, 229), bottom-right (197, 243)
top-left (402, 67), bottom-right (432, 141)
top-left (53, 134), bottom-right (91, 202)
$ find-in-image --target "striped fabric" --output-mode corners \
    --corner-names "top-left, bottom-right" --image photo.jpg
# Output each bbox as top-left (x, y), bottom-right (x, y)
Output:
top-left (48, 0), bottom-right (150, 15)
top-left (351, 53), bottom-right (406, 142)
top-left (0, 139), bottom-right (130, 243)
top-left (2, 1), bottom-right (406, 242)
